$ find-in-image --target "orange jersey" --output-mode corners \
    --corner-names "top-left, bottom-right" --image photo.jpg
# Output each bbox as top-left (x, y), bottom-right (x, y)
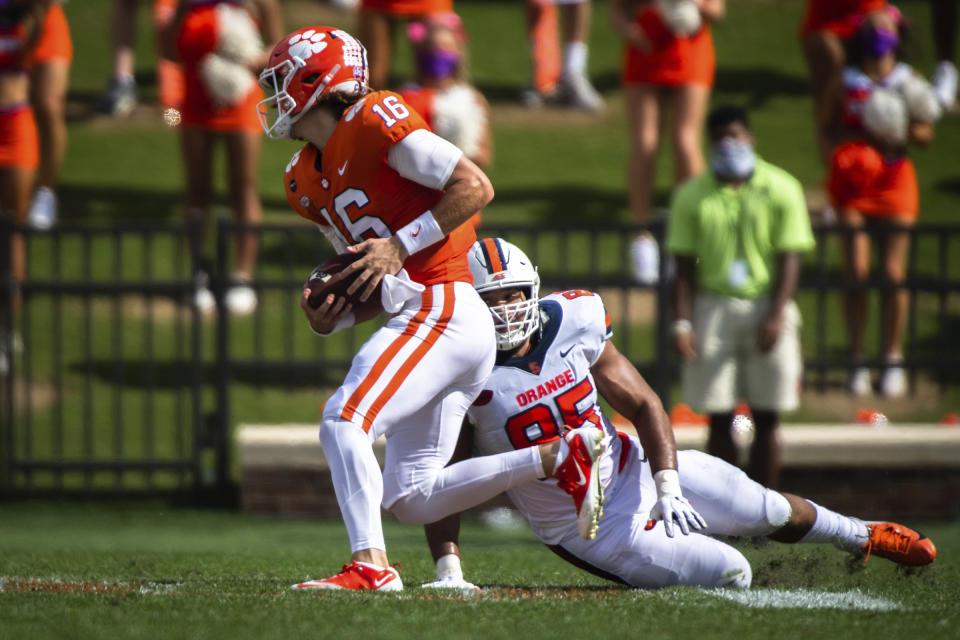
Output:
top-left (284, 90), bottom-right (475, 286)
top-left (622, 7), bottom-right (714, 87)
top-left (801, 0), bottom-right (886, 39)
top-left (33, 2), bottom-right (71, 64)
top-left (360, 0), bottom-right (452, 17)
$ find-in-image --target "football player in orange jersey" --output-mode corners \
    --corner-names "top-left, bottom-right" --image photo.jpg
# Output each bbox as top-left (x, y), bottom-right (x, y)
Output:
top-left (259, 26), bottom-right (609, 592)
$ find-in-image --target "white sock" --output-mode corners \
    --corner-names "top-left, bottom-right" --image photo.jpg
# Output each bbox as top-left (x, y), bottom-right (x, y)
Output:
top-left (798, 500), bottom-right (869, 553)
top-left (436, 554), bottom-right (463, 581)
top-left (563, 41), bottom-right (587, 78)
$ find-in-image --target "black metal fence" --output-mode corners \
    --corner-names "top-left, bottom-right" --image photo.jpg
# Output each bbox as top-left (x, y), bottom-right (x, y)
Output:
top-left (2, 218), bottom-right (958, 499)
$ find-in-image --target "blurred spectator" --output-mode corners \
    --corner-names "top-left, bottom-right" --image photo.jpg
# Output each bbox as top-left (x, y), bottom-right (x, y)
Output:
top-left (931, 0), bottom-right (958, 109)
top-left (610, 0), bottom-right (725, 285)
top-left (26, 0), bottom-right (70, 230)
top-left (0, 0), bottom-right (48, 373)
top-left (666, 105), bottom-right (814, 489)
top-left (823, 8), bottom-right (940, 397)
top-left (358, 0), bottom-right (451, 90)
top-left (801, 0), bottom-right (887, 163)
top-left (97, 0), bottom-right (185, 117)
top-left (521, 0), bottom-right (603, 111)
top-left (399, 13), bottom-right (490, 227)
top-left (166, 0), bottom-right (282, 315)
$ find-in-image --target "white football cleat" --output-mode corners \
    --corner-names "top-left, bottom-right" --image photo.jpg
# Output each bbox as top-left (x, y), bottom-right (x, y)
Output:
top-left (553, 425), bottom-right (606, 540)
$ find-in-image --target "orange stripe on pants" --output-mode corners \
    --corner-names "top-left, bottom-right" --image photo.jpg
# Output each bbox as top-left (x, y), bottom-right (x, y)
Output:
top-left (360, 283), bottom-right (456, 431)
top-left (341, 287), bottom-right (435, 428)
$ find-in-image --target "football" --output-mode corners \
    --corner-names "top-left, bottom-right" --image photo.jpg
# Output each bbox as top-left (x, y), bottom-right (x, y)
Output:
top-left (306, 252), bottom-right (383, 318)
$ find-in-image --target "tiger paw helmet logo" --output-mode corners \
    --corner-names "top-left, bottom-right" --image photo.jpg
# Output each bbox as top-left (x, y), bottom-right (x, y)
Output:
top-left (286, 30), bottom-right (330, 61)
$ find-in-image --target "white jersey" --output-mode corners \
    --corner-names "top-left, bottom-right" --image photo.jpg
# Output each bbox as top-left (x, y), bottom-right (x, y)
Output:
top-left (466, 290), bottom-right (627, 543)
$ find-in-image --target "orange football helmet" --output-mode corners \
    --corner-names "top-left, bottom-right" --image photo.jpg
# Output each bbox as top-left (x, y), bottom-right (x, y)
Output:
top-left (257, 26), bottom-right (369, 139)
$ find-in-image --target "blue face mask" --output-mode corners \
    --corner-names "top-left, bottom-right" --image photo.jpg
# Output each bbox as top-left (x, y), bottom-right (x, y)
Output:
top-left (711, 138), bottom-right (756, 181)
top-left (416, 49), bottom-right (461, 81)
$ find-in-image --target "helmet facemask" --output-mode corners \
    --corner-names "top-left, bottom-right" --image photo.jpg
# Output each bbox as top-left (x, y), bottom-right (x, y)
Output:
top-left (485, 288), bottom-right (540, 351)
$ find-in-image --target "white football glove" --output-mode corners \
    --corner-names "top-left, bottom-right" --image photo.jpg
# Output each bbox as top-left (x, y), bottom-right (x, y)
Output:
top-left (645, 469), bottom-right (707, 537)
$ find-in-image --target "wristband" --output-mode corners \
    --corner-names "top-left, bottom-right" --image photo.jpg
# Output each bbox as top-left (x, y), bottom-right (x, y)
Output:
top-left (309, 312), bottom-right (355, 337)
top-left (436, 554), bottom-right (464, 581)
top-left (396, 210), bottom-right (444, 255)
top-left (671, 319), bottom-right (692, 335)
top-left (653, 468), bottom-right (682, 498)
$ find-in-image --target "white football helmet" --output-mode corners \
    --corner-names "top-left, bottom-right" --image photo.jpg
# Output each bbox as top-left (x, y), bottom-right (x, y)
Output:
top-left (468, 238), bottom-right (540, 351)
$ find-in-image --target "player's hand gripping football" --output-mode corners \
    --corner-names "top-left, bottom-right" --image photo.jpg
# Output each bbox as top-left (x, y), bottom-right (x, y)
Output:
top-left (300, 287), bottom-right (352, 335)
top-left (342, 237), bottom-right (408, 302)
top-left (644, 469), bottom-right (707, 537)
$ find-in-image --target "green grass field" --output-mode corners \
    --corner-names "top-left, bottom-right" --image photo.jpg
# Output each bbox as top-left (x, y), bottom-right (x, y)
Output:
top-left (4, 6), bottom-right (959, 632)
top-left (0, 503), bottom-right (957, 639)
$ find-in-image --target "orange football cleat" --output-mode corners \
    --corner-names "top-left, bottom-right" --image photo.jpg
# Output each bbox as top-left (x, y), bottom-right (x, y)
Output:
top-left (553, 425), bottom-right (606, 540)
top-left (291, 561), bottom-right (403, 591)
top-left (862, 522), bottom-right (937, 566)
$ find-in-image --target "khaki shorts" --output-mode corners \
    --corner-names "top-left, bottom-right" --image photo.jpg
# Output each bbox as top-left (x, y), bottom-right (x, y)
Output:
top-left (682, 293), bottom-right (802, 413)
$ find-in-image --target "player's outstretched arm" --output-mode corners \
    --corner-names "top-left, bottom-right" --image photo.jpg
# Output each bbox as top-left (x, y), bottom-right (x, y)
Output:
top-left (591, 340), bottom-right (706, 537)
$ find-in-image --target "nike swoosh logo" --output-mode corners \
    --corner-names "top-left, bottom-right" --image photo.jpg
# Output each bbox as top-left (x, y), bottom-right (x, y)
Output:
top-left (372, 573), bottom-right (394, 589)
top-left (571, 456), bottom-right (587, 486)
top-left (337, 161), bottom-right (348, 176)
top-left (560, 346), bottom-right (574, 358)
top-left (411, 224), bottom-right (422, 238)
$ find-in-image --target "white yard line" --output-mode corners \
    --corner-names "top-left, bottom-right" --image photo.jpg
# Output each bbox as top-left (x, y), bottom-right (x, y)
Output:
top-left (710, 587), bottom-right (902, 611)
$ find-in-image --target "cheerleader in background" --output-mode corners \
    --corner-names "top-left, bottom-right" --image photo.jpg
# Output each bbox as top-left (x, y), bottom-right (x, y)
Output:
top-left (398, 13), bottom-right (491, 228)
top-left (823, 7), bottom-right (941, 397)
top-left (165, 0), bottom-right (281, 316)
top-left (358, 0), bottom-right (451, 90)
top-left (26, 0), bottom-right (70, 230)
top-left (610, 0), bottom-right (725, 285)
top-left (801, 0), bottom-right (888, 163)
top-left (0, 0), bottom-right (48, 373)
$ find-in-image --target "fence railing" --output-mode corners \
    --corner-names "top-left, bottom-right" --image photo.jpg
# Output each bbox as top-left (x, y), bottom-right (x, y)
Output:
top-left (2, 218), bottom-right (958, 498)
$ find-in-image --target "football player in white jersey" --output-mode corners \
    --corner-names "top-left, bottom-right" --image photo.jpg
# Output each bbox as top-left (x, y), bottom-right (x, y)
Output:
top-left (422, 238), bottom-right (936, 591)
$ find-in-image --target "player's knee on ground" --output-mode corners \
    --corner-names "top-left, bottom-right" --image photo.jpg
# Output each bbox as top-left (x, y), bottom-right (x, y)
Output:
top-left (763, 488), bottom-right (793, 531)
